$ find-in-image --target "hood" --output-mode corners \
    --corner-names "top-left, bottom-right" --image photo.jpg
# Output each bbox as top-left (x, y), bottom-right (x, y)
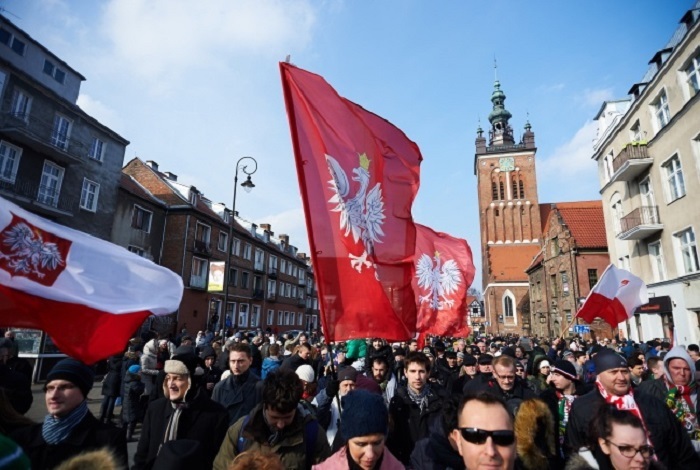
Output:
top-left (199, 346), bottom-right (216, 360)
top-left (515, 398), bottom-right (556, 470)
top-left (663, 346), bottom-right (695, 385)
top-left (142, 338), bottom-right (157, 357)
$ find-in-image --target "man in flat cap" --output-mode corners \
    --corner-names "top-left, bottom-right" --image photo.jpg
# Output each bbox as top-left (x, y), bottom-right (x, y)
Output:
top-left (565, 349), bottom-right (699, 469)
top-left (11, 358), bottom-right (127, 469)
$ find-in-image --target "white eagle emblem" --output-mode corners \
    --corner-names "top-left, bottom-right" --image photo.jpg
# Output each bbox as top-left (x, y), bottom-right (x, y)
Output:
top-left (326, 153), bottom-right (385, 273)
top-left (0, 221), bottom-right (65, 278)
top-left (416, 251), bottom-right (462, 310)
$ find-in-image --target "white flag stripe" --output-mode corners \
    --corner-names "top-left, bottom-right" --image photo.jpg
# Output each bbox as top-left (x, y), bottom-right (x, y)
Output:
top-left (591, 264), bottom-right (648, 317)
top-left (0, 197), bottom-right (183, 315)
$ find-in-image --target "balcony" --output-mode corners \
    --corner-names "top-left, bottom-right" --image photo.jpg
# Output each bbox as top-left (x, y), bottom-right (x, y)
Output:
top-left (267, 292), bottom-right (277, 302)
top-left (297, 297), bottom-right (306, 307)
top-left (298, 277), bottom-right (306, 286)
top-left (610, 143), bottom-right (653, 183)
top-left (617, 206), bottom-right (663, 240)
top-left (267, 267), bottom-right (278, 279)
top-left (189, 274), bottom-right (207, 289)
top-left (253, 263), bottom-right (265, 274)
top-left (0, 112), bottom-right (87, 165)
top-left (252, 289), bottom-right (264, 300)
top-left (0, 176), bottom-right (76, 216)
top-left (193, 240), bottom-right (212, 256)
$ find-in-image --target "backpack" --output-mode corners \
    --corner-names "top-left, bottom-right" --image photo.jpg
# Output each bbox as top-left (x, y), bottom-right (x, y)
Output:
top-left (236, 413), bottom-right (319, 469)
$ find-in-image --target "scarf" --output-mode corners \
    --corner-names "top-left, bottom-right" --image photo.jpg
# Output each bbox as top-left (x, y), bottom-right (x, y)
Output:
top-left (595, 379), bottom-right (652, 445)
top-left (160, 401), bottom-right (189, 453)
top-left (42, 400), bottom-right (89, 445)
top-left (556, 391), bottom-right (575, 448)
top-left (407, 383), bottom-right (431, 413)
top-left (664, 378), bottom-right (699, 440)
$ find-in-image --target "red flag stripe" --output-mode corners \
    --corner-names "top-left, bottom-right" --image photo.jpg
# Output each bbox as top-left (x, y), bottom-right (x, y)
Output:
top-left (0, 284), bottom-right (150, 365)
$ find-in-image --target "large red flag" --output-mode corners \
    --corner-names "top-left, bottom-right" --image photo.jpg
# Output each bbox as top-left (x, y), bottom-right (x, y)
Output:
top-left (280, 62), bottom-right (421, 342)
top-left (0, 196), bottom-right (183, 364)
top-left (413, 224), bottom-right (475, 346)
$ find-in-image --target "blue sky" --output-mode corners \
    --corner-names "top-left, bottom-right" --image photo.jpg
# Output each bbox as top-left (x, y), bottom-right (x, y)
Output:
top-left (2, 0), bottom-right (692, 290)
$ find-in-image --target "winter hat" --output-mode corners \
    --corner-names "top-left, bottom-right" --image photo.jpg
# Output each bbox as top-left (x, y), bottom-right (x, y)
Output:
top-left (445, 351), bottom-right (457, 359)
top-left (594, 350), bottom-right (627, 374)
top-left (551, 360), bottom-right (578, 381)
top-left (501, 347), bottom-right (516, 358)
top-left (457, 352), bottom-right (465, 360)
top-left (128, 364), bottom-right (142, 374)
top-left (538, 360), bottom-right (551, 369)
top-left (345, 339), bottom-right (367, 360)
top-left (478, 354), bottom-right (493, 365)
top-left (199, 346), bottom-right (216, 360)
top-left (295, 364), bottom-right (315, 383)
top-left (0, 435), bottom-right (30, 470)
top-left (163, 359), bottom-right (192, 399)
top-left (47, 358), bottom-right (95, 398)
top-left (463, 355), bottom-right (477, 366)
top-left (341, 390), bottom-right (389, 440)
top-left (663, 346), bottom-right (696, 385)
top-left (337, 366), bottom-right (358, 383)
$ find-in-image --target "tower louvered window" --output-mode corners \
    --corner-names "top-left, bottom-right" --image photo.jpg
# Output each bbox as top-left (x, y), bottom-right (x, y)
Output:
top-left (499, 181), bottom-right (505, 200)
top-left (519, 180), bottom-right (525, 199)
top-left (492, 181), bottom-right (498, 200)
top-left (512, 178), bottom-right (518, 199)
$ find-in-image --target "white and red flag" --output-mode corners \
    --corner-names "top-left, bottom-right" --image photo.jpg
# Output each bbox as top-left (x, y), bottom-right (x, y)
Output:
top-left (413, 224), bottom-right (475, 346)
top-left (0, 197), bottom-right (183, 364)
top-left (576, 264), bottom-right (648, 328)
top-left (280, 62), bottom-right (421, 342)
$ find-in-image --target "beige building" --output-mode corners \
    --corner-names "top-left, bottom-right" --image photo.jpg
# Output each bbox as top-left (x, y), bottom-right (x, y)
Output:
top-left (592, 5), bottom-right (700, 345)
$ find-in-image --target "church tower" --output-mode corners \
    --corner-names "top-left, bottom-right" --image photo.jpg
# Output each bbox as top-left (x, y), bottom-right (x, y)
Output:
top-left (474, 78), bottom-right (541, 335)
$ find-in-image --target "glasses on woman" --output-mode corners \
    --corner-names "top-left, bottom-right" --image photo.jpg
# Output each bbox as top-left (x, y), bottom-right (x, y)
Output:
top-left (605, 440), bottom-right (654, 458)
top-left (459, 428), bottom-right (515, 446)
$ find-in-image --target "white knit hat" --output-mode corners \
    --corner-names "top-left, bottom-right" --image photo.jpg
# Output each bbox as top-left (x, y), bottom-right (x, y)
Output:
top-left (295, 364), bottom-right (315, 383)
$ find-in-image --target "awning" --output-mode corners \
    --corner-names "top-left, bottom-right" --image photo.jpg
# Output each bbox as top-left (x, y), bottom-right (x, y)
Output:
top-left (634, 295), bottom-right (673, 315)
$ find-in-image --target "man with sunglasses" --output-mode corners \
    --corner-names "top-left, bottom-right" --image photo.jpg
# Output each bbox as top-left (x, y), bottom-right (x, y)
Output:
top-left (452, 392), bottom-right (516, 470)
top-left (464, 356), bottom-right (535, 414)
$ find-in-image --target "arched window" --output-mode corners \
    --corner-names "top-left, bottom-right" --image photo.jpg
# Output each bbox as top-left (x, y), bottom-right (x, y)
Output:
top-left (519, 180), bottom-right (525, 199)
top-left (504, 296), bottom-right (513, 317)
top-left (492, 181), bottom-right (498, 200)
top-left (512, 178), bottom-right (518, 199)
top-left (499, 181), bottom-right (505, 200)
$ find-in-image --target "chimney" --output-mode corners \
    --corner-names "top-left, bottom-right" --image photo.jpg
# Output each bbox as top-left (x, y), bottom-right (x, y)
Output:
top-left (260, 223), bottom-right (272, 232)
top-left (279, 234), bottom-right (289, 250)
top-left (298, 252), bottom-right (306, 259)
top-left (250, 223), bottom-right (257, 237)
top-left (146, 160), bottom-right (159, 171)
top-left (163, 171), bottom-right (177, 181)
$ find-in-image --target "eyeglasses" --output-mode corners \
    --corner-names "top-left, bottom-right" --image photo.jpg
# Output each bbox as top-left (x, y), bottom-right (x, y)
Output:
top-left (459, 428), bottom-right (515, 446)
top-left (605, 440), bottom-right (654, 459)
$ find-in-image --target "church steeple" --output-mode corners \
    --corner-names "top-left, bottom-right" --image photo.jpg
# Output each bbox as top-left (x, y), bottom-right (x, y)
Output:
top-left (487, 79), bottom-right (515, 146)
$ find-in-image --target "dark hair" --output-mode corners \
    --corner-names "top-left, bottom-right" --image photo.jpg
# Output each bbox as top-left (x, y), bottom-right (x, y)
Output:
top-left (268, 343), bottom-right (280, 356)
top-left (589, 405), bottom-right (644, 449)
top-left (647, 357), bottom-right (661, 369)
top-left (262, 369), bottom-right (303, 413)
top-left (626, 356), bottom-right (644, 368)
top-left (228, 343), bottom-right (252, 357)
top-left (371, 355), bottom-right (390, 369)
top-left (442, 395), bottom-right (461, 432)
top-left (404, 351), bottom-right (431, 373)
top-left (458, 392), bottom-right (513, 427)
top-left (688, 344), bottom-right (700, 353)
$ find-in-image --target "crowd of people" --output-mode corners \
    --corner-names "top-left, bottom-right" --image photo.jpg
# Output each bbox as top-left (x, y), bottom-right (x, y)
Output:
top-left (1, 326), bottom-right (699, 470)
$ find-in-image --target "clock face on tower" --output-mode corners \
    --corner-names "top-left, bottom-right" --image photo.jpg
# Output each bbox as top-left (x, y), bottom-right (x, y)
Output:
top-left (499, 157), bottom-right (515, 172)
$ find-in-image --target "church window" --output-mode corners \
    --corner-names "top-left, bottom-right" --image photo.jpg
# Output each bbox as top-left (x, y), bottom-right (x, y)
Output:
top-left (499, 181), bottom-right (505, 200)
top-left (519, 180), bottom-right (525, 199)
top-left (511, 178), bottom-right (518, 199)
top-left (504, 295), bottom-right (514, 317)
top-left (492, 181), bottom-right (498, 200)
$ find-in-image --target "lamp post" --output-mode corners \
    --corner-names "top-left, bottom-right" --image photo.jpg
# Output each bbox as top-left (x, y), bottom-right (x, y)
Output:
top-left (221, 156), bottom-right (257, 332)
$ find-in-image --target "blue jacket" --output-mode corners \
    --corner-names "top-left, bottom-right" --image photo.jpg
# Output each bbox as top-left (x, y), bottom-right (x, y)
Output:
top-left (261, 357), bottom-right (281, 379)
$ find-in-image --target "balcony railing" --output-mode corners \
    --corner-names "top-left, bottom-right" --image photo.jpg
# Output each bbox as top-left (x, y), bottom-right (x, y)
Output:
top-left (618, 206), bottom-right (663, 240)
top-left (0, 176), bottom-right (77, 215)
top-left (0, 112), bottom-right (89, 165)
top-left (267, 291), bottom-right (277, 302)
top-left (254, 263), bottom-right (265, 273)
top-left (609, 143), bottom-right (652, 183)
top-left (252, 289), bottom-right (264, 300)
top-left (267, 267), bottom-right (278, 278)
top-left (189, 274), bottom-right (207, 289)
top-left (297, 297), bottom-right (306, 307)
top-left (193, 240), bottom-right (211, 256)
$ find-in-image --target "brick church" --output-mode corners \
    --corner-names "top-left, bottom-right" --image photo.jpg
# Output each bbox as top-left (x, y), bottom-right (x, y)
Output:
top-left (474, 79), bottom-right (609, 336)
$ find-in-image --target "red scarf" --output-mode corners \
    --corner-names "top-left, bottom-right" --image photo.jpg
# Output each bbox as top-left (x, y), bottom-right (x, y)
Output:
top-left (595, 379), bottom-right (653, 445)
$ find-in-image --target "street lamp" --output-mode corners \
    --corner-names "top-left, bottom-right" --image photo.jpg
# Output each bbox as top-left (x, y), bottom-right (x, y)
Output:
top-left (221, 156), bottom-right (258, 332)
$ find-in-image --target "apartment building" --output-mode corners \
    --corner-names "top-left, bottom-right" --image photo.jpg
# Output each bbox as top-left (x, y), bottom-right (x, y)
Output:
top-left (592, 3), bottom-right (700, 344)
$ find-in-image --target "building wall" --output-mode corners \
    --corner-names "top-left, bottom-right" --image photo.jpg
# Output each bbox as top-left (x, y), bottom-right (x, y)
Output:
top-left (110, 187), bottom-right (166, 261)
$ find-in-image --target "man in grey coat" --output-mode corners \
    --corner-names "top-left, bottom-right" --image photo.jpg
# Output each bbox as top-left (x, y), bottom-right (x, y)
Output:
top-left (212, 342), bottom-right (262, 425)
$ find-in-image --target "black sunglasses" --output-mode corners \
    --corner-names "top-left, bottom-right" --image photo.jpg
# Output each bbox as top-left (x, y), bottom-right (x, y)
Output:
top-left (459, 428), bottom-right (515, 446)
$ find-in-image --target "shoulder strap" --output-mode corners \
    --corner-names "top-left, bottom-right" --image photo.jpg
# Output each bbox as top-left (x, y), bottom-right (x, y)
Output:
top-left (236, 414), bottom-right (252, 454)
top-left (304, 418), bottom-right (319, 469)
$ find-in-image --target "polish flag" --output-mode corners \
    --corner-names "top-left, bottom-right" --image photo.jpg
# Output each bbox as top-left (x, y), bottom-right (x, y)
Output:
top-left (576, 264), bottom-right (648, 328)
top-left (0, 197), bottom-right (183, 364)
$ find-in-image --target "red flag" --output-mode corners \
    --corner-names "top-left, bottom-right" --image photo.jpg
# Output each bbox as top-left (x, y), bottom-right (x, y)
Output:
top-left (576, 264), bottom-right (648, 328)
top-left (0, 196), bottom-right (183, 364)
top-left (413, 224), bottom-right (475, 346)
top-left (280, 63), bottom-right (421, 342)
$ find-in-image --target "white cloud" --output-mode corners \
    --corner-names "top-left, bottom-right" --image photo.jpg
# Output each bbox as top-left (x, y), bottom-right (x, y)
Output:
top-left (76, 94), bottom-right (124, 133)
top-left (100, 0), bottom-right (316, 85)
top-left (578, 87), bottom-right (615, 108)
top-left (538, 120), bottom-right (598, 184)
top-left (259, 207), bottom-right (309, 253)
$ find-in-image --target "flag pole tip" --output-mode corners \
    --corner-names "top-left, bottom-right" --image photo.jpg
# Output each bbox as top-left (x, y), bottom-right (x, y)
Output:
top-left (284, 54), bottom-right (292, 64)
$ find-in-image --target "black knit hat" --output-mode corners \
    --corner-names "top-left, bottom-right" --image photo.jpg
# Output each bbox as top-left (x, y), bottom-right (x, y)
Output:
top-left (463, 355), bottom-right (477, 366)
top-left (341, 390), bottom-right (388, 440)
top-left (551, 360), bottom-right (578, 381)
top-left (47, 358), bottom-right (95, 398)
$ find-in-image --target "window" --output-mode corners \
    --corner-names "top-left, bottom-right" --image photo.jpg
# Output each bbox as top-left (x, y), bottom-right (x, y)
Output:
top-left (253, 275), bottom-right (262, 291)
top-left (550, 274), bottom-right (558, 298)
top-left (565, 310), bottom-right (572, 322)
top-left (653, 90), bottom-right (670, 129)
top-left (277, 311), bottom-right (284, 325)
top-left (50, 114), bottom-right (72, 150)
top-left (0, 140), bottom-right (22, 183)
top-left (254, 249), bottom-right (264, 271)
top-left (243, 243), bottom-right (252, 260)
top-left (610, 194), bottom-right (623, 234)
top-left (267, 279), bottom-right (276, 295)
top-left (648, 242), bottom-right (667, 282)
top-left (663, 155), bottom-right (685, 202)
top-left (79, 178), bottom-right (99, 212)
top-left (685, 52), bottom-right (700, 97)
top-left (630, 120), bottom-right (643, 142)
top-left (229, 268), bottom-right (238, 286)
top-left (37, 160), bottom-right (64, 207)
top-left (298, 313), bottom-right (304, 326)
top-left (42, 60), bottom-right (66, 84)
top-left (250, 305), bottom-right (261, 328)
top-left (499, 181), bottom-right (505, 200)
top-left (238, 304), bottom-right (249, 327)
top-left (241, 271), bottom-right (250, 289)
top-left (292, 265), bottom-right (298, 277)
top-left (231, 238), bottom-right (241, 256)
top-left (131, 205), bottom-right (152, 232)
top-left (618, 255), bottom-right (630, 271)
top-left (218, 232), bottom-right (228, 252)
top-left (195, 222), bottom-right (211, 243)
top-left (675, 228), bottom-right (699, 274)
top-left (267, 309), bottom-right (275, 326)
top-left (88, 138), bottom-right (104, 161)
top-left (518, 180), bottom-right (524, 199)
top-left (549, 238), bottom-right (560, 257)
top-left (587, 269), bottom-right (598, 290)
top-left (491, 181), bottom-right (498, 200)
top-left (127, 245), bottom-right (146, 257)
top-left (504, 295), bottom-right (514, 318)
top-left (280, 259), bottom-right (287, 274)
top-left (603, 151), bottom-right (614, 181)
top-left (10, 89), bottom-right (31, 120)
top-left (0, 28), bottom-right (26, 55)
top-left (284, 311), bottom-right (291, 326)
top-left (291, 286), bottom-right (297, 298)
top-left (561, 272), bottom-right (570, 296)
top-left (285, 283), bottom-right (291, 297)
top-left (190, 257), bottom-right (207, 288)
top-left (269, 255), bottom-right (278, 272)
top-left (511, 178), bottom-right (517, 200)
top-left (226, 302), bottom-right (237, 323)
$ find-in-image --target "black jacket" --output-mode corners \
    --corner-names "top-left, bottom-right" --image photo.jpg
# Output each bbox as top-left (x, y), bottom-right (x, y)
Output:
top-left (101, 355), bottom-right (123, 397)
top-left (11, 411), bottom-right (127, 470)
top-left (387, 384), bottom-right (446, 465)
top-left (133, 388), bottom-right (228, 470)
top-left (122, 372), bottom-right (146, 423)
top-left (211, 370), bottom-right (262, 426)
top-left (464, 375), bottom-right (536, 415)
top-left (565, 388), bottom-right (700, 469)
top-left (0, 363), bottom-right (32, 415)
top-left (410, 414), bottom-right (465, 470)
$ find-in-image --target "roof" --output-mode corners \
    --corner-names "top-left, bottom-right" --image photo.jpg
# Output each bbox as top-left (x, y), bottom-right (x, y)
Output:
top-left (553, 200), bottom-right (607, 249)
top-left (525, 250), bottom-right (544, 273)
top-left (487, 244), bottom-right (541, 282)
top-left (119, 174), bottom-right (166, 206)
